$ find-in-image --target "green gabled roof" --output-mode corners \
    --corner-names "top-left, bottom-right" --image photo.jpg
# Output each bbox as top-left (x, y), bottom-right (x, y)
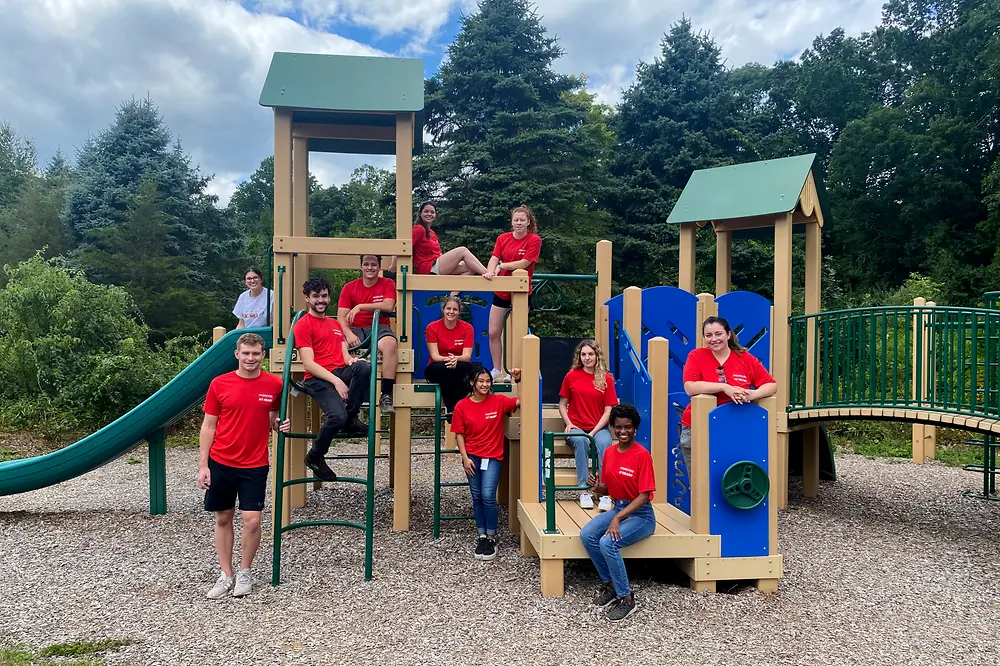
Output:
top-left (259, 52), bottom-right (424, 112)
top-left (667, 153), bottom-right (818, 224)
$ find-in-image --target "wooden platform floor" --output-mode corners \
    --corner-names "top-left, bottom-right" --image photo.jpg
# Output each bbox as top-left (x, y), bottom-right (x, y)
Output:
top-left (789, 406), bottom-right (1000, 434)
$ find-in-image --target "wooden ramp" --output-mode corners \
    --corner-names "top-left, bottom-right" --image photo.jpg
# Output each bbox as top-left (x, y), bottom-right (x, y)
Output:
top-left (517, 500), bottom-right (781, 597)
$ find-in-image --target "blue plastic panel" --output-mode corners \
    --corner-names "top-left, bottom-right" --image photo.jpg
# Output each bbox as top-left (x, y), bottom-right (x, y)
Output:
top-left (667, 391), bottom-right (691, 513)
top-left (716, 291), bottom-right (772, 371)
top-left (411, 291), bottom-right (493, 379)
top-left (707, 402), bottom-right (771, 558)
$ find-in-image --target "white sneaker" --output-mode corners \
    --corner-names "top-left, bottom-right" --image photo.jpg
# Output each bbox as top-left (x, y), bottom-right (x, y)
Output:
top-left (206, 572), bottom-right (234, 599)
top-left (490, 368), bottom-right (505, 382)
top-left (579, 492), bottom-right (594, 509)
top-left (232, 569), bottom-right (253, 597)
top-left (597, 496), bottom-right (613, 512)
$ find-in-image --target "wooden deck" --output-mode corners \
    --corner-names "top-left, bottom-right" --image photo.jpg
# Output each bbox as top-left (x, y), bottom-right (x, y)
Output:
top-left (789, 407), bottom-right (1000, 435)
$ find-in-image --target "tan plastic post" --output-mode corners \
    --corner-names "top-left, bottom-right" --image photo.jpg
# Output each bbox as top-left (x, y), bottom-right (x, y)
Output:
top-left (689, 394), bottom-right (716, 535)
top-left (715, 229), bottom-right (731, 295)
top-left (804, 221), bottom-right (822, 405)
top-left (595, 240), bottom-right (613, 352)
top-left (519, 335), bottom-right (542, 552)
top-left (759, 396), bottom-right (779, 555)
top-left (623, 286), bottom-right (642, 351)
top-left (679, 223), bottom-right (696, 293)
top-left (695, 293), bottom-right (718, 350)
top-left (510, 269), bottom-right (530, 372)
top-left (648, 337), bottom-right (670, 502)
top-left (392, 112), bottom-right (414, 530)
top-left (212, 327), bottom-right (225, 344)
top-left (773, 212), bottom-right (793, 508)
top-left (911, 297), bottom-right (927, 464)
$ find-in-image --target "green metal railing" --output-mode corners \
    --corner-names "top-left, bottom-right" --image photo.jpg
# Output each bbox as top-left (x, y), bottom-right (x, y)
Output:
top-left (271, 311), bottom-right (381, 585)
top-left (542, 431), bottom-right (599, 534)
top-left (789, 305), bottom-right (1000, 419)
top-left (531, 272), bottom-right (599, 313)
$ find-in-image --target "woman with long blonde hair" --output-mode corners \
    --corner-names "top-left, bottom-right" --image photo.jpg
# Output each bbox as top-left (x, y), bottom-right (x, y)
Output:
top-left (558, 339), bottom-right (618, 510)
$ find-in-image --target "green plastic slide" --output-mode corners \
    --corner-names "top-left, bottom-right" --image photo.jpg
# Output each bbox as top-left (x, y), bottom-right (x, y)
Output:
top-left (0, 327), bottom-right (273, 497)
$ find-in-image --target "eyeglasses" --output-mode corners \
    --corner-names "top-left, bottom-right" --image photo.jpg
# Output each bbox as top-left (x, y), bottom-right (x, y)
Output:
top-left (716, 366), bottom-right (727, 384)
top-left (245, 277), bottom-right (261, 283)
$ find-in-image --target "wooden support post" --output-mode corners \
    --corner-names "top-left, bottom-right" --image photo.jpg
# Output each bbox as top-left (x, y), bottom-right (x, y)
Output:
top-left (213, 326), bottom-right (225, 344)
top-left (518, 335), bottom-right (542, 538)
top-left (804, 221), bottom-right (821, 406)
top-left (715, 229), bottom-right (731, 295)
top-left (649, 337), bottom-right (670, 498)
top-left (911, 297), bottom-right (927, 464)
top-left (689, 395), bottom-right (716, 535)
top-left (273, 109), bottom-right (293, 343)
top-left (392, 112), bottom-right (414, 530)
top-left (761, 396), bottom-right (779, 556)
top-left (924, 301), bottom-right (937, 461)
top-left (510, 270), bottom-right (530, 370)
top-left (539, 558), bottom-right (565, 598)
top-left (679, 223), bottom-right (696, 293)
top-left (802, 424), bottom-right (819, 499)
top-left (695, 293), bottom-right (718, 349)
top-left (773, 213), bottom-right (793, 509)
top-left (623, 286), bottom-right (642, 348)
top-left (289, 394), bottom-right (307, 508)
top-left (595, 240), bottom-right (613, 351)
top-left (691, 580), bottom-right (717, 593)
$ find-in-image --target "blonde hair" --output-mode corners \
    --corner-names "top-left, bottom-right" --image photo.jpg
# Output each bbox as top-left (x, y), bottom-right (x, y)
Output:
top-left (571, 339), bottom-right (609, 391)
top-left (511, 204), bottom-right (538, 234)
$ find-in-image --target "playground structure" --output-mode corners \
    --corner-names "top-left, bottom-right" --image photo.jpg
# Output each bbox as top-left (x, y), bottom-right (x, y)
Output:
top-left (6, 51), bottom-right (1000, 600)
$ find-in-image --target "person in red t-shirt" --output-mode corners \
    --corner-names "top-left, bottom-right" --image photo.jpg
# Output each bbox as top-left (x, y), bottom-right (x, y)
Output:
top-left (485, 204), bottom-right (542, 382)
top-left (559, 339), bottom-right (618, 510)
top-left (581, 403), bottom-right (656, 622)
top-left (451, 366), bottom-right (523, 561)
top-left (679, 316), bottom-right (777, 473)
top-left (409, 202), bottom-right (492, 277)
top-left (198, 332), bottom-right (289, 599)
top-left (294, 277), bottom-right (373, 483)
top-left (424, 295), bottom-right (476, 416)
top-left (337, 254), bottom-right (398, 413)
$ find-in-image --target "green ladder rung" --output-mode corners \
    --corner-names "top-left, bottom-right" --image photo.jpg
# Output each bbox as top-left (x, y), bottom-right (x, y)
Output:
top-left (284, 431), bottom-right (375, 440)
top-left (330, 454), bottom-right (389, 460)
top-left (281, 475), bottom-right (370, 487)
top-left (281, 519), bottom-right (366, 534)
top-left (440, 481), bottom-right (470, 488)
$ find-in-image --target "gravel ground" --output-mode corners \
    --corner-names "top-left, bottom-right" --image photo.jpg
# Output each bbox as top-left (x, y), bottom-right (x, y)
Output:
top-left (2, 442), bottom-right (1000, 666)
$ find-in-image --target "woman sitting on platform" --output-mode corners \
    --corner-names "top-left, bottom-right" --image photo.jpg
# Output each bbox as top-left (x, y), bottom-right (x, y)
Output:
top-left (424, 295), bottom-right (475, 418)
top-left (559, 339), bottom-right (617, 511)
top-left (410, 202), bottom-right (493, 277)
top-left (451, 366), bottom-right (522, 562)
top-left (679, 316), bottom-right (776, 473)
top-left (582, 403), bottom-right (656, 623)
top-left (486, 205), bottom-right (542, 382)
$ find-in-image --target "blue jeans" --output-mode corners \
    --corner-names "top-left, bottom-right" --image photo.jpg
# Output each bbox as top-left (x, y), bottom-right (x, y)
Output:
top-left (567, 428), bottom-right (613, 486)
top-left (580, 500), bottom-right (656, 598)
top-left (466, 455), bottom-right (502, 535)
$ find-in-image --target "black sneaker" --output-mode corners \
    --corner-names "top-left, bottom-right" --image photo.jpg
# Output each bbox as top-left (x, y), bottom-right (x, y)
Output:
top-left (593, 581), bottom-right (616, 608)
top-left (474, 535), bottom-right (488, 559)
top-left (378, 393), bottom-right (395, 414)
top-left (341, 416), bottom-right (369, 436)
top-left (480, 537), bottom-right (498, 561)
top-left (304, 451), bottom-right (336, 482)
top-left (606, 595), bottom-right (637, 622)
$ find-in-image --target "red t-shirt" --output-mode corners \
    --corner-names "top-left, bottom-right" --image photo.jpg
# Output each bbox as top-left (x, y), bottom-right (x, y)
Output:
top-left (412, 225), bottom-right (442, 274)
top-left (203, 371), bottom-right (283, 468)
top-left (425, 318), bottom-right (474, 361)
top-left (559, 368), bottom-right (618, 432)
top-left (337, 277), bottom-right (396, 329)
top-left (492, 232), bottom-right (542, 300)
top-left (680, 347), bottom-right (776, 426)
top-left (601, 442), bottom-right (656, 501)
top-left (450, 393), bottom-right (519, 460)
top-left (293, 313), bottom-right (346, 379)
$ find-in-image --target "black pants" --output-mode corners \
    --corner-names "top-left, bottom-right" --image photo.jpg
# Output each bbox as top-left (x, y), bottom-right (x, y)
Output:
top-left (424, 361), bottom-right (474, 413)
top-left (303, 361), bottom-right (371, 455)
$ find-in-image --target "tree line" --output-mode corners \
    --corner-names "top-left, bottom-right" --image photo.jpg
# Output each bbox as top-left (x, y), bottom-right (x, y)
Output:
top-left (1, 0), bottom-right (997, 431)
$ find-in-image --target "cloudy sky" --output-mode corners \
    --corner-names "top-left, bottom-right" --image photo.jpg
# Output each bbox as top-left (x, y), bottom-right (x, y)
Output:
top-left (0, 0), bottom-right (884, 204)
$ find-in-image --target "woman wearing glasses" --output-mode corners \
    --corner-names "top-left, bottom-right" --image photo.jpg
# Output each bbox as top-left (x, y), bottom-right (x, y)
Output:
top-left (679, 316), bottom-right (776, 472)
top-left (233, 267), bottom-right (274, 329)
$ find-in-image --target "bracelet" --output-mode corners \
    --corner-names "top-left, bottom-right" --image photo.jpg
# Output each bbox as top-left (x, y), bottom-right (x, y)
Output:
top-left (514, 377), bottom-right (521, 383)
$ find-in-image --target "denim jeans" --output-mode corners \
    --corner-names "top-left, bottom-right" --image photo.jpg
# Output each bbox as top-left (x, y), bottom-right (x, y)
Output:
top-left (566, 428), bottom-right (613, 486)
top-left (679, 425), bottom-right (692, 476)
top-left (466, 454), bottom-right (502, 535)
top-left (580, 500), bottom-right (656, 598)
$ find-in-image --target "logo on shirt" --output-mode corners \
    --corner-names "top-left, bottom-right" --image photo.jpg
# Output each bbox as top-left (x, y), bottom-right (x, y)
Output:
top-left (452, 338), bottom-right (465, 346)
top-left (258, 393), bottom-right (276, 403)
top-left (517, 249), bottom-right (526, 257)
top-left (484, 411), bottom-right (499, 420)
top-left (733, 373), bottom-right (749, 384)
top-left (371, 295), bottom-right (385, 303)
top-left (618, 466), bottom-right (636, 479)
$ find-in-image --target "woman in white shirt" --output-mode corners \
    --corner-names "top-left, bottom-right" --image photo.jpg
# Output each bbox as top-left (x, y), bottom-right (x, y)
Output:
top-left (233, 267), bottom-right (274, 329)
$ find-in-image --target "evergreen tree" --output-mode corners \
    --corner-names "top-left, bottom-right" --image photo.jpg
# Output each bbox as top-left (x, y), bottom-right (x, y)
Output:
top-left (0, 122), bottom-right (38, 211)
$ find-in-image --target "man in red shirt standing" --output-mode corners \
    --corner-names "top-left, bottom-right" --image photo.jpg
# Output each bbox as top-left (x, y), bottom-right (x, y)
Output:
top-left (198, 332), bottom-right (289, 599)
top-left (338, 254), bottom-right (397, 413)
top-left (295, 277), bottom-right (372, 483)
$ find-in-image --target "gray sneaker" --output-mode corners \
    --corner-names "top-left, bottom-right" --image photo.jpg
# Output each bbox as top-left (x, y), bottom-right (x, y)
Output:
top-left (206, 572), bottom-right (234, 599)
top-left (593, 581), bottom-right (616, 608)
top-left (379, 393), bottom-right (395, 414)
top-left (606, 595), bottom-right (638, 622)
top-left (232, 569), bottom-right (253, 597)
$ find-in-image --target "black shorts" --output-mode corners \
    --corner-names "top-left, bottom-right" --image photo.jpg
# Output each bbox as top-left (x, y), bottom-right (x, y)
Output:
top-left (204, 458), bottom-right (269, 512)
top-left (492, 295), bottom-right (535, 309)
top-left (350, 323), bottom-right (396, 346)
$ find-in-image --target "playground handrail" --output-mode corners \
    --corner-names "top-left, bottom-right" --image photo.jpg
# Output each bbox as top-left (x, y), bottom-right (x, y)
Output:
top-left (542, 430), bottom-right (599, 534)
top-left (789, 304), bottom-right (1000, 420)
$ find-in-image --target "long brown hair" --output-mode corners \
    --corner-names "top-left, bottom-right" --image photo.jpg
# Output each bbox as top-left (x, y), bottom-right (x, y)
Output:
top-left (414, 201), bottom-right (435, 237)
top-left (511, 204), bottom-right (538, 234)
top-left (570, 339), bottom-right (610, 391)
top-left (703, 316), bottom-right (746, 353)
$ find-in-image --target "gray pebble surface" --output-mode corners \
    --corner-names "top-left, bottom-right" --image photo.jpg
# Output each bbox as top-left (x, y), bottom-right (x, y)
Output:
top-left (2, 442), bottom-right (999, 665)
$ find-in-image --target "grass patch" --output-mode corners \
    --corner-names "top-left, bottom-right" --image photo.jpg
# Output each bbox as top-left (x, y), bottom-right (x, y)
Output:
top-left (0, 449), bottom-right (19, 463)
top-left (0, 638), bottom-right (134, 666)
top-left (39, 639), bottom-right (134, 658)
top-left (828, 419), bottom-right (989, 468)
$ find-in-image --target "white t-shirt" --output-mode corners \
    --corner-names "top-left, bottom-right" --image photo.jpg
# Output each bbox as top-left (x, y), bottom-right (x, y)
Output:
top-left (233, 288), bottom-right (274, 328)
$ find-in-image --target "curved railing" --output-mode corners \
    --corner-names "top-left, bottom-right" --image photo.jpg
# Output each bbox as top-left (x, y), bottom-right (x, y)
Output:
top-left (789, 305), bottom-right (1000, 421)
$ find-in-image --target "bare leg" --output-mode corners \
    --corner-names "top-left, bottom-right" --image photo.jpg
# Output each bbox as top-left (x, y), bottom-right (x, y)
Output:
top-left (214, 509), bottom-right (235, 576)
top-left (488, 305), bottom-right (507, 372)
top-left (379, 336), bottom-right (398, 380)
top-left (238, 511), bottom-right (262, 571)
top-left (437, 247), bottom-right (489, 275)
